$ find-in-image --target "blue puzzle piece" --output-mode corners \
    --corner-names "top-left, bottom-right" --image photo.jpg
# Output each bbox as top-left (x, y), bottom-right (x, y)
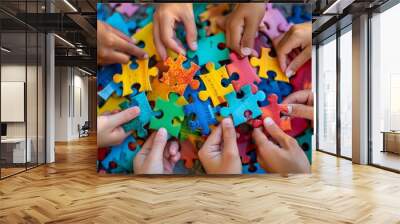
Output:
top-left (97, 4), bottom-right (108, 22)
top-left (257, 72), bottom-right (292, 106)
top-left (288, 5), bottom-right (312, 24)
top-left (98, 64), bottom-right (122, 88)
top-left (101, 143), bottom-right (123, 170)
top-left (220, 85), bottom-right (266, 126)
top-left (242, 162), bottom-right (265, 174)
top-left (98, 81), bottom-right (122, 100)
top-left (187, 33), bottom-right (229, 69)
top-left (183, 86), bottom-right (218, 135)
top-left (119, 92), bottom-right (153, 138)
top-left (119, 137), bottom-right (141, 172)
top-left (137, 6), bottom-right (154, 27)
top-left (296, 128), bottom-right (313, 163)
top-left (106, 13), bottom-right (136, 36)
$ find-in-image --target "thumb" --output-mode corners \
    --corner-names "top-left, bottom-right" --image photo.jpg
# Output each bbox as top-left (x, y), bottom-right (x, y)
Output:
top-left (147, 128), bottom-right (168, 163)
top-left (287, 104), bottom-right (314, 120)
top-left (285, 45), bottom-right (311, 77)
top-left (263, 117), bottom-right (293, 149)
top-left (182, 14), bottom-right (198, 51)
top-left (109, 107), bottom-right (140, 129)
top-left (221, 118), bottom-right (239, 156)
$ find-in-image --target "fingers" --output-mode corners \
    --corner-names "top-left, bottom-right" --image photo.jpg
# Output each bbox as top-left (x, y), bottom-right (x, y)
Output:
top-left (147, 128), bottom-right (168, 162)
top-left (160, 17), bottom-right (186, 55)
top-left (182, 14), bottom-right (198, 51)
top-left (201, 125), bottom-right (222, 152)
top-left (153, 17), bottom-right (168, 60)
top-left (111, 33), bottom-right (148, 59)
top-left (263, 117), bottom-right (295, 149)
top-left (276, 30), bottom-right (301, 74)
top-left (285, 45), bottom-right (311, 76)
top-left (286, 104), bottom-right (314, 120)
top-left (282, 90), bottom-right (313, 105)
top-left (252, 127), bottom-right (280, 160)
top-left (168, 141), bottom-right (180, 162)
top-left (227, 18), bottom-right (244, 56)
top-left (221, 118), bottom-right (239, 156)
top-left (241, 19), bottom-right (259, 57)
top-left (108, 107), bottom-right (140, 128)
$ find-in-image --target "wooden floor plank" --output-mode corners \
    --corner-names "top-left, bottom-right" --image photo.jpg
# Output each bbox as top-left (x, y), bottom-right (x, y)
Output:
top-left (0, 135), bottom-right (399, 223)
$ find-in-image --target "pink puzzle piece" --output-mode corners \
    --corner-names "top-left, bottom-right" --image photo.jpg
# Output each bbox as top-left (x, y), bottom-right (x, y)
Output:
top-left (285, 118), bottom-right (309, 137)
top-left (109, 3), bottom-right (119, 8)
top-left (116, 3), bottom-right (140, 17)
top-left (291, 59), bottom-right (312, 91)
top-left (226, 52), bottom-right (260, 93)
top-left (261, 3), bottom-right (292, 40)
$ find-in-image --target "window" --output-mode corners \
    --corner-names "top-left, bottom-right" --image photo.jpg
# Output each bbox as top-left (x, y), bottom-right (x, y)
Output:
top-left (317, 36), bottom-right (337, 154)
top-left (370, 3), bottom-right (400, 171)
top-left (339, 28), bottom-right (352, 158)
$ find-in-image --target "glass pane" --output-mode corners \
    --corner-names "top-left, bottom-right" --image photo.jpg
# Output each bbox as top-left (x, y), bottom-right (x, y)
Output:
top-left (340, 29), bottom-right (352, 158)
top-left (318, 37), bottom-right (337, 154)
top-left (371, 4), bottom-right (400, 171)
top-left (0, 15), bottom-right (27, 177)
top-left (27, 31), bottom-right (38, 169)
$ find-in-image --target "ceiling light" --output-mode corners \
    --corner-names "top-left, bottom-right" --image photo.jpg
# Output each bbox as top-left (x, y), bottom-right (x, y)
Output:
top-left (63, 0), bottom-right (78, 12)
top-left (1, 47), bottom-right (11, 53)
top-left (54, 34), bottom-right (75, 48)
top-left (78, 68), bottom-right (92, 76)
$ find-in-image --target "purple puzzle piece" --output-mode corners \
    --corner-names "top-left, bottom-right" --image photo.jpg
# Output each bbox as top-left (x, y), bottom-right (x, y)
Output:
top-left (261, 3), bottom-right (292, 40)
top-left (116, 3), bottom-right (140, 17)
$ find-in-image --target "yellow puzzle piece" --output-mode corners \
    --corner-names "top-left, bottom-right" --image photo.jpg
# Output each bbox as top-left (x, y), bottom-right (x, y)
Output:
top-left (198, 62), bottom-right (233, 106)
top-left (98, 95), bottom-right (125, 115)
top-left (250, 47), bottom-right (289, 83)
top-left (113, 59), bottom-right (158, 96)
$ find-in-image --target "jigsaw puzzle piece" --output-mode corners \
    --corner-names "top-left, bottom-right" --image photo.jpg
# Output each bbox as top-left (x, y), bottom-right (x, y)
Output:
top-left (98, 96), bottom-right (126, 115)
top-left (257, 73), bottom-right (292, 107)
top-left (116, 3), bottom-right (140, 17)
top-left (226, 52), bottom-right (261, 93)
top-left (119, 137), bottom-right (141, 172)
top-left (261, 3), bottom-right (291, 40)
top-left (236, 124), bottom-right (254, 164)
top-left (220, 85), bottom-right (265, 126)
top-left (285, 117), bottom-right (309, 137)
top-left (200, 4), bottom-right (229, 35)
top-left (147, 78), bottom-right (188, 106)
top-left (187, 33), bottom-right (229, 69)
top-left (183, 86), bottom-right (218, 135)
top-left (288, 5), bottom-right (312, 24)
top-left (106, 13), bottom-right (136, 36)
top-left (119, 92), bottom-right (153, 138)
top-left (138, 6), bottom-right (155, 27)
top-left (98, 81), bottom-right (122, 101)
top-left (98, 64), bottom-right (122, 88)
top-left (296, 128), bottom-right (313, 163)
top-left (150, 93), bottom-right (185, 137)
top-left (291, 59), bottom-right (312, 91)
top-left (180, 140), bottom-right (199, 169)
top-left (113, 59), bottom-right (158, 96)
top-left (198, 63), bottom-right (233, 106)
top-left (250, 48), bottom-right (289, 82)
top-left (242, 162), bottom-right (265, 174)
top-left (161, 54), bottom-right (200, 95)
top-left (259, 94), bottom-right (291, 131)
top-left (254, 33), bottom-right (271, 55)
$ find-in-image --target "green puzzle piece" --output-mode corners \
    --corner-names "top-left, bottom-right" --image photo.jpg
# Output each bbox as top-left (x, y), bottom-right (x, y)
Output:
top-left (149, 93), bottom-right (184, 137)
top-left (296, 128), bottom-right (313, 164)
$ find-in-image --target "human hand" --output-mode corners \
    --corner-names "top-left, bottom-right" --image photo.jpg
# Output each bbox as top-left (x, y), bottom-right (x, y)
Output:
top-left (97, 21), bottom-right (148, 65)
top-left (134, 128), bottom-right (181, 174)
top-left (198, 118), bottom-right (242, 174)
top-left (153, 3), bottom-right (197, 60)
top-left (274, 22), bottom-right (312, 77)
top-left (282, 90), bottom-right (314, 121)
top-left (220, 3), bottom-right (266, 57)
top-left (97, 107), bottom-right (140, 148)
top-left (252, 117), bottom-right (311, 174)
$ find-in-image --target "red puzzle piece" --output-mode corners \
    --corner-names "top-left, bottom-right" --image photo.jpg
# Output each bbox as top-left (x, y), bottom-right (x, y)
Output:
top-left (290, 59), bottom-right (312, 91)
top-left (161, 54), bottom-right (200, 95)
top-left (226, 52), bottom-right (260, 93)
top-left (180, 140), bottom-right (198, 169)
top-left (236, 125), bottom-right (253, 164)
top-left (285, 118), bottom-right (309, 137)
top-left (259, 94), bottom-right (291, 131)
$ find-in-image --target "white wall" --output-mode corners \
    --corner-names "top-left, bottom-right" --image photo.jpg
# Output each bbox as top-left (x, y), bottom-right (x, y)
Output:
top-left (54, 66), bottom-right (89, 141)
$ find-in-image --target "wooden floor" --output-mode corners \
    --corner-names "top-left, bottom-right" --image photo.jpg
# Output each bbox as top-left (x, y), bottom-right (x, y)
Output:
top-left (0, 135), bottom-right (400, 223)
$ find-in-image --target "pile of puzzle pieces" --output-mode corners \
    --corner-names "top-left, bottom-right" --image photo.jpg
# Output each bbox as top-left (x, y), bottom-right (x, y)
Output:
top-left (97, 3), bottom-right (313, 174)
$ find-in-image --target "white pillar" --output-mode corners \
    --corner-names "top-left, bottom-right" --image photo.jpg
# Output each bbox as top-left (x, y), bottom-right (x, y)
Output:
top-left (352, 14), bottom-right (369, 164)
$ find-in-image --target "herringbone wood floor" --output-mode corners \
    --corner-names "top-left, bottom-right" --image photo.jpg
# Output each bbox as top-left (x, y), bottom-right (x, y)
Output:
top-left (0, 135), bottom-right (399, 224)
